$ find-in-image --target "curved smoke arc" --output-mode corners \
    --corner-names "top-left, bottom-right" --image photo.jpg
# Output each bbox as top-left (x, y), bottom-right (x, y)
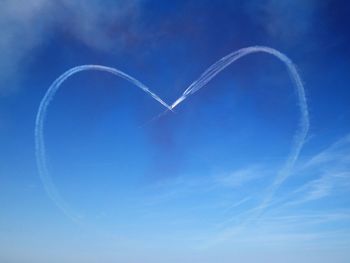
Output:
top-left (35, 65), bottom-right (172, 220)
top-left (35, 46), bottom-right (309, 224)
top-left (173, 46), bottom-right (309, 213)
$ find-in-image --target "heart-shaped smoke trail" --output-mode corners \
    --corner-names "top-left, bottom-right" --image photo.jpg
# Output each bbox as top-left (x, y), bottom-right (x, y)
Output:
top-left (35, 46), bottom-right (309, 227)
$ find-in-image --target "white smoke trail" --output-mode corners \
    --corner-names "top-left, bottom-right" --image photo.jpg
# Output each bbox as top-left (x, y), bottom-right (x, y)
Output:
top-left (171, 46), bottom-right (309, 214)
top-left (35, 46), bottom-right (309, 225)
top-left (35, 65), bottom-right (172, 220)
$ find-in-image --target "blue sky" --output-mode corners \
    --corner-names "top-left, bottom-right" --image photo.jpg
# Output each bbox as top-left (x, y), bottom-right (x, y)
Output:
top-left (1, 0), bottom-right (350, 262)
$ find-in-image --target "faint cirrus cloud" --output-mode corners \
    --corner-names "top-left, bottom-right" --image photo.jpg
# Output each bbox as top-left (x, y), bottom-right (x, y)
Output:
top-left (0, 0), bottom-right (142, 96)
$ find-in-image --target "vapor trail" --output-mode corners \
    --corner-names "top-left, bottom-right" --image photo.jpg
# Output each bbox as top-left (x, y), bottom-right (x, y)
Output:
top-left (171, 46), bottom-right (309, 214)
top-left (35, 65), bottom-right (171, 220)
top-left (35, 46), bottom-right (309, 225)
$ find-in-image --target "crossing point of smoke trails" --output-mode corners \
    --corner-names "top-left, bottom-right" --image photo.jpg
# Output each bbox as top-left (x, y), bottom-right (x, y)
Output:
top-left (35, 46), bottom-right (309, 229)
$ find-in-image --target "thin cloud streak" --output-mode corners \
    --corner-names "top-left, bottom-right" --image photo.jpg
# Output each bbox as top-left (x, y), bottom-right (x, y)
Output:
top-left (200, 133), bottom-right (350, 246)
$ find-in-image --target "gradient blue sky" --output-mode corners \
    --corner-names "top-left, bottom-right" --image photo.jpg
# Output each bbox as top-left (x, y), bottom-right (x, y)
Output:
top-left (1, 1), bottom-right (350, 262)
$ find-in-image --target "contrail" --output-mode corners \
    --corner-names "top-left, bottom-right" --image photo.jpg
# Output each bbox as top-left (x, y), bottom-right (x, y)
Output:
top-left (171, 46), bottom-right (309, 214)
top-left (35, 65), bottom-right (172, 220)
top-left (35, 46), bottom-right (309, 225)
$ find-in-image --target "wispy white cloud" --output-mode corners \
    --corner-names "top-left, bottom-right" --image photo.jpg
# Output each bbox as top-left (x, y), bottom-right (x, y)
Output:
top-left (278, 134), bottom-right (350, 207)
top-left (245, 0), bottom-right (320, 45)
top-left (302, 134), bottom-right (350, 170)
top-left (214, 166), bottom-right (265, 188)
top-left (0, 0), bottom-right (142, 95)
top-left (285, 171), bottom-right (350, 206)
top-left (0, 0), bottom-right (50, 95)
top-left (202, 209), bottom-right (350, 249)
top-left (142, 164), bottom-right (269, 206)
top-left (193, 133), bottom-right (350, 246)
